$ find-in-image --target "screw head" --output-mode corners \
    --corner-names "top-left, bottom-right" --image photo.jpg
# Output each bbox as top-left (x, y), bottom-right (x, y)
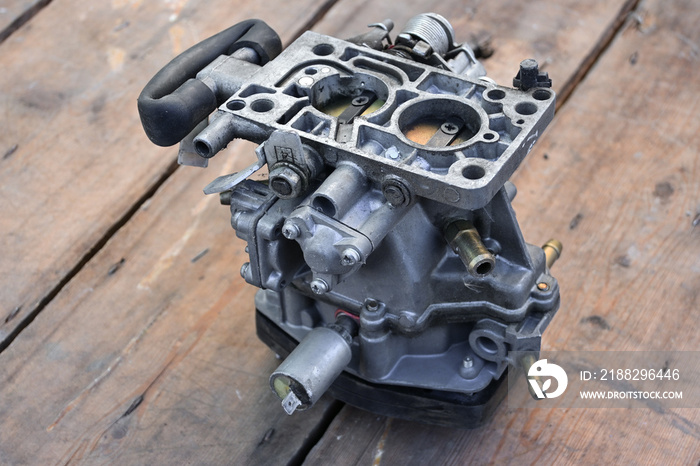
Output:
top-left (340, 248), bottom-right (361, 266)
top-left (441, 122), bottom-right (459, 135)
top-left (364, 298), bottom-right (380, 312)
top-left (310, 279), bottom-right (329, 294)
top-left (282, 223), bottom-right (300, 239)
top-left (240, 262), bottom-right (250, 279)
top-left (352, 96), bottom-right (369, 106)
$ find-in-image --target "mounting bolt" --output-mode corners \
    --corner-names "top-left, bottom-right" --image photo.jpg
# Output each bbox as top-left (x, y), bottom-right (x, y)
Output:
top-left (462, 356), bottom-right (474, 369)
top-left (310, 279), bottom-right (329, 295)
top-left (269, 165), bottom-right (305, 199)
top-left (340, 248), bottom-right (361, 266)
top-left (240, 262), bottom-right (250, 279)
top-left (282, 223), bottom-right (300, 240)
top-left (382, 178), bottom-right (411, 207)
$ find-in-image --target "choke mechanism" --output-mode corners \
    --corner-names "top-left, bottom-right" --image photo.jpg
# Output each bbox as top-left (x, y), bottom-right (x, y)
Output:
top-left (138, 13), bottom-right (562, 428)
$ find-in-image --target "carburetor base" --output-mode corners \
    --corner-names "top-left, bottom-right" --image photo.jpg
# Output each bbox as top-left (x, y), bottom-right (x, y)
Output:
top-left (257, 311), bottom-right (507, 428)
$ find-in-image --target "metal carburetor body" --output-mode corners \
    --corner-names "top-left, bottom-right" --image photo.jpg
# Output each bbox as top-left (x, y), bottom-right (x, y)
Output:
top-left (138, 14), bottom-right (561, 427)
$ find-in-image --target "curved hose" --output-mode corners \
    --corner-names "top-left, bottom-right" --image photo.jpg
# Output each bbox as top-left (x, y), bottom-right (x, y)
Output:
top-left (138, 19), bottom-right (282, 146)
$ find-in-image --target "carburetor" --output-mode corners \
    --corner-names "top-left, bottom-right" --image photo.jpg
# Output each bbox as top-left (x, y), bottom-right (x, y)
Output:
top-left (138, 14), bottom-right (562, 427)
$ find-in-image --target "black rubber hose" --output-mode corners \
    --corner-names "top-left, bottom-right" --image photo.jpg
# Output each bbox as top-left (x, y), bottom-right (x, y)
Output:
top-left (138, 19), bottom-right (282, 147)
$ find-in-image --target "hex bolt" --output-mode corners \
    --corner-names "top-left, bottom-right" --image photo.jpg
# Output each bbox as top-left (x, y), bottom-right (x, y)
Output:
top-left (282, 223), bottom-right (301, 240)
top-left (340, 248), bottom-right (361, 266)
top-left (462, 356), bottom-right (474, 369)
top-left (310, 278), bottom-right (329, 295)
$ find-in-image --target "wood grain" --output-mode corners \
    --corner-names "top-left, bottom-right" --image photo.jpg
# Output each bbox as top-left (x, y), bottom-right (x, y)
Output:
top-left (305, 0), bottom-right (700, 464)
top-left (0, 0), bottom-right (330, 347)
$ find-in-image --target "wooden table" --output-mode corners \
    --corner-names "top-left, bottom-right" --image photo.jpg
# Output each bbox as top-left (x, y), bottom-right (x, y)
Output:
top-left (1, 0), bottom-right (698, 463)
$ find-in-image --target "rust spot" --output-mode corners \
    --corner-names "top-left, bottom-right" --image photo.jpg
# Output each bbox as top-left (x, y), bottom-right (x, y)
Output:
top-left (580, 315), bottom-right (610, 330)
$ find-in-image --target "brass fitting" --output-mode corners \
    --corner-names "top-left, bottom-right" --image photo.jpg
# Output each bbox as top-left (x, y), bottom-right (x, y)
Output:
top-left (542, 239), bottom-right (563, 269)
top-left (520, 353), bottom-right (543, 400)
top-left (444, 220), bottom-right (495, 277)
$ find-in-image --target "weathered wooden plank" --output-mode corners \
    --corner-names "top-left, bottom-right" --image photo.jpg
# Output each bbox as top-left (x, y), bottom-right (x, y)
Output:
top-left (0, 0), bottom-right (330, 347)
top-left (306, 0), bottom-right (700, 464)
top-left (0, 142), bottom-right (342, 464)
top-left (0, 0), bottom-right (50, 43)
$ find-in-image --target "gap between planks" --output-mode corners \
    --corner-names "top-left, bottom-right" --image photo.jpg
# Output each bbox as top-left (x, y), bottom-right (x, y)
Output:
top-left (555, 0), bottom-right (642, 109)
top-left (0, 0), bottom-right (341, 356)
top-left (0, 0), bottom-right (53, 44)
